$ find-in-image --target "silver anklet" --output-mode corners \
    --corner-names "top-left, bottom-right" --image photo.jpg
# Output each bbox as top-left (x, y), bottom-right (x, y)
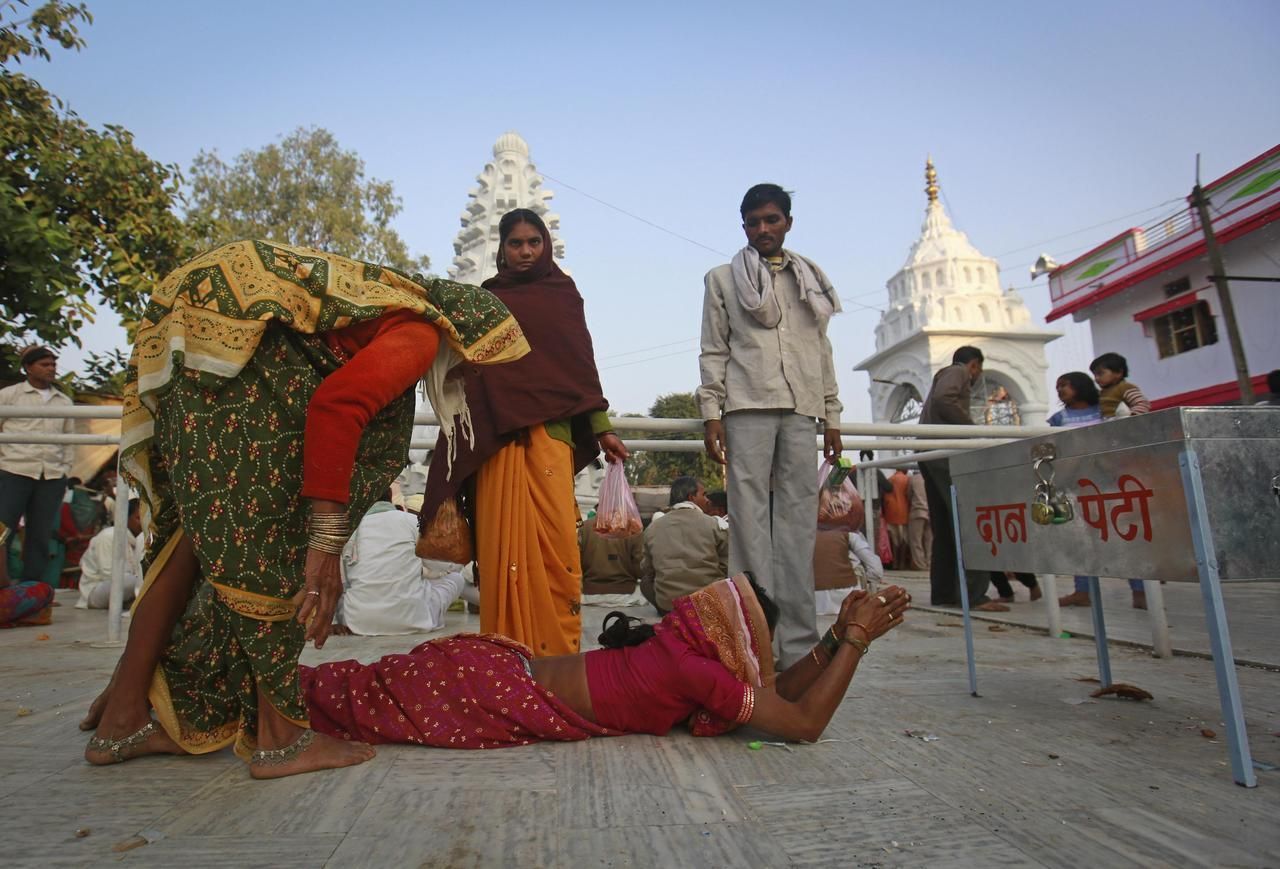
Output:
top-left (251, 728), bottom-right (316, 766)
top-left (87, 720), bottom-right (158, 763)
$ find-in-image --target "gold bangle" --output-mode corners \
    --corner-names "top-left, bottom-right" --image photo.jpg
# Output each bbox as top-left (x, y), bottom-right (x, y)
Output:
top-left (735, 686), bottom-right (756, 724)
top-left (842, 634), bottom-right (870, 656)
top-left (809, 646), bottom-right (827, 669)
top-left (308, 513), bottom-right (350, 533)
top-left (306, 533), bottom-right (347, 555)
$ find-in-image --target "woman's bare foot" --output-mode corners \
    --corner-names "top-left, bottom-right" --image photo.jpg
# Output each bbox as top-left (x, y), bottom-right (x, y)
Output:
top-left (80, 687), bottom-right (111, 731)
top-left (249, 731), bottom-right (375, 780)
top-left (85, 716), bottom-right (185, 765)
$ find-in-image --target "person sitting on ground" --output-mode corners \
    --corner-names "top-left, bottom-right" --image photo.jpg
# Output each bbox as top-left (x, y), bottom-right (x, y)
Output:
top-left (704, 490), bottom-right (729, 528)
top-left (639, 476), bottom-right (728, 615)
top-left (77, 498), bottom-right (144, 610)
top-left (579, 519), bottom-right (644, 598)
top-left (1048, 372), bottom-right (1147, 610)
top-left (814, 524), bottom-right (883, 616)
top-left (57, 477), bottom-right (104, 581)
top-left (302, 575), bottom-right (911, 748)
top-left (1, 523), bottom-right (55, 627)
top-left (336, 490), bottom-right (470, 636)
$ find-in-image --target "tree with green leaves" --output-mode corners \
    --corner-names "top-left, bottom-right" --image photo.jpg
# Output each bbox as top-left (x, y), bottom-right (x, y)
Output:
top-left (185, 127), bottom-right (430, 275)
top-left (619, 392), bottom-right (724, 490)
top-left (0, 1), bottom-right (191, 363)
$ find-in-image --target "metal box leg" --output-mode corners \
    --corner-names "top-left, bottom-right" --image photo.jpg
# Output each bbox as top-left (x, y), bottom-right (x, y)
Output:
top-left (1086, 577), bottom-right (1112, 688)
top-left (1042, 574), bottom-right (1062, 638)
top-left (1143, 579), bottom-right (1172, 658)
top-left (949, 485), bottom-right (979, 697)
top-left (1179, 450), bottom-right (1256, 788)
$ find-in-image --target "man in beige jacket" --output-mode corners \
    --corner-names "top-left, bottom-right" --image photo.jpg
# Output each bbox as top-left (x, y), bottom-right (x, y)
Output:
top-left (640, 477), bottom-right (728, 615)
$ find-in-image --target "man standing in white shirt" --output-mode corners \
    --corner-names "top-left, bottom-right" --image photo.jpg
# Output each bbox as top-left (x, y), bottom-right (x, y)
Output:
top-left (336, 493), bottom-right (468, 635)
top-left (78, 498), bottom-right (144, 609)
top-left (0, 346), bottom-right (74, 586)
top-left (697, 184), bottom-right (843, 668)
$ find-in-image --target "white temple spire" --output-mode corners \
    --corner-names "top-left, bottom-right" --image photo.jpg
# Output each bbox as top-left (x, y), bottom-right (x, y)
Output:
top-left (448, 131), bottom-right (566, 285)
top-left (855, 157), bottom-right (1059, 423)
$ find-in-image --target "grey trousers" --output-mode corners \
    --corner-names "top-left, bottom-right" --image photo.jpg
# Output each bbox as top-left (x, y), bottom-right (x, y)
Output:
top-left (724, 410), bottom-right (819, 669)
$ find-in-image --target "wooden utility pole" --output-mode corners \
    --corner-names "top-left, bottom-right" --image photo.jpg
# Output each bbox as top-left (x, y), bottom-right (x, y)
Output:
top-left (1191, 155), bottom-right (1254, 404)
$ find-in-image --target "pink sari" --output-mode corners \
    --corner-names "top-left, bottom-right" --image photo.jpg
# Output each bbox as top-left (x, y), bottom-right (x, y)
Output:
top-left (300, 633), bottom-right (611, 749)
top-left (301, 576), bottom-right (775, 747)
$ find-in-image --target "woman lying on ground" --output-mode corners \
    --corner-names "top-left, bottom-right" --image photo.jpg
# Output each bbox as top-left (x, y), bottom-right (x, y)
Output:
top-left (300, 575), bottom-right (910, 748)
top-left (80, 240), bottom-right (527, 778)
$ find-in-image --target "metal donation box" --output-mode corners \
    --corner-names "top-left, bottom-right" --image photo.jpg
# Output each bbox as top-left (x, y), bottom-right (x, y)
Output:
top-left (948, 406), bottom-right (1279, 787)
top-left (951, 406), bottom-right (1279, 582)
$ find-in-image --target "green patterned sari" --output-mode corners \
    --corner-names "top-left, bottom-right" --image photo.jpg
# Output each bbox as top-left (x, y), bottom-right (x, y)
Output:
top-left (121, 240), bottom-right (527, 758)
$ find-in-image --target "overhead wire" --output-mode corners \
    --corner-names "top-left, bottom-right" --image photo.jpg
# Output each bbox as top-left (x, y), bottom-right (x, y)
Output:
top-left (539, 169), bottom-right (731, 258)
top-left (539, 169), bottom-right (1200, 368)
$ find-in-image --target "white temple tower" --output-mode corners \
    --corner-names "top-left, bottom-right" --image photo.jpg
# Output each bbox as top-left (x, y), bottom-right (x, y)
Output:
top-left (856, 159), bottom-right (1059, 424)
top-left (448, 131), bottom-right (566, 285)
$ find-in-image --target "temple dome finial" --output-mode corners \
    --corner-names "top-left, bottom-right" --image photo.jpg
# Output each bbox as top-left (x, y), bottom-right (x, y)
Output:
top-left (925, 155), bottom-right (939, 204)
top-left (493, 131), bottom-right (530, 158)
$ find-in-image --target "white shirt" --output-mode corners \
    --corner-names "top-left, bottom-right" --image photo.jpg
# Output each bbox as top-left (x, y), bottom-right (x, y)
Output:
top-left (0, 380), bottom-right (74, 479)
top-left (652, 502), bottom-right (729, 530)
top-left (847, 531), bottom-right (884, 584)
top-left (338, 504), bottom-right (463, 635)
top-left (696, 253), bottom-right (842, 425)
top-left (77, 525), bottom-right (143, 608)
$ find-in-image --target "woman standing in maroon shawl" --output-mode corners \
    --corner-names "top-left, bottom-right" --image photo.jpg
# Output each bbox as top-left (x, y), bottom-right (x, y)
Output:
top-left (422, 209), bottom-right (627, 656)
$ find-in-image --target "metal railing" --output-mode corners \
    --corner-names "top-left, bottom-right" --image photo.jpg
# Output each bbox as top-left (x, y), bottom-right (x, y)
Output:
top-left (1, 405), bottom-right (1054, 645)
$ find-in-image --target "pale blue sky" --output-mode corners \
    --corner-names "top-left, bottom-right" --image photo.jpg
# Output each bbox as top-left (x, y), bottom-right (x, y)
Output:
top-left (35, 0), bottom-right (1280, 419)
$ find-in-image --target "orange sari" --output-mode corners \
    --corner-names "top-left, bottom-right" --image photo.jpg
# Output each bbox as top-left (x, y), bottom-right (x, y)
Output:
top-left (475, 425), bottom-right (582, 656)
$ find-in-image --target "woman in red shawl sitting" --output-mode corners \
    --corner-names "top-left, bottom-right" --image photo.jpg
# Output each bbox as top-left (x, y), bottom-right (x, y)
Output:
top-left (300, 575), bottom-right (910, 748)
top-left (421, 209), bottom-right (627, 658)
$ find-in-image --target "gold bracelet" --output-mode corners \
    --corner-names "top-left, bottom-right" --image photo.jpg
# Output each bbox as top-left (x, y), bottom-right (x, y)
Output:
top-left (308, 512), bottom-right (350, 533)
top-left (842, 633), bottom-right (870, 657)
top-left (306, 532), bottom-right (348, 555)
top-left (809, 646), bottom-right (827, 669)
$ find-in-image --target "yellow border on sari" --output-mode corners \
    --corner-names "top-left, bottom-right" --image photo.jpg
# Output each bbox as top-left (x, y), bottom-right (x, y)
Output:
top-left (208, 582), bottom-right (297, 622)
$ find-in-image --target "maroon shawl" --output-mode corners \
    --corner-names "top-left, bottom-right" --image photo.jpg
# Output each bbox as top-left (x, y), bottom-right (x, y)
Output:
top-left (421, 221), bottom-right (608, 525)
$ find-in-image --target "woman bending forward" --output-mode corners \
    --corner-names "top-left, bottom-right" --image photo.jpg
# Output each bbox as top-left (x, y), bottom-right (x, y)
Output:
top-left (302, 576), bottom-right (910, 748)
top-left (82, 241), bottom-right (527, 777)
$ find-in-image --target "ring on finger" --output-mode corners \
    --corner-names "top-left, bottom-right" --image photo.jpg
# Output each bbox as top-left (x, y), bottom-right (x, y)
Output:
top-left (306, 590), bottom-right (321, 596)
top-left (876, 595), bottom-right (888, 606)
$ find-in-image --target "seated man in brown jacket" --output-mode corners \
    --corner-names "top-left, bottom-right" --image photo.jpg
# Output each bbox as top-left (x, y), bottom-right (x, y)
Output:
top-left (640, 476), bottom-right (729, 615)
top-left (579, 521), bottom-right (644, 597)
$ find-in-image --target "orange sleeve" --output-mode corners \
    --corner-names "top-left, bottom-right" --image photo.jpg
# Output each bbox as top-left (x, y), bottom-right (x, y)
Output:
top-left (302, 312), bottom-right (441, 504)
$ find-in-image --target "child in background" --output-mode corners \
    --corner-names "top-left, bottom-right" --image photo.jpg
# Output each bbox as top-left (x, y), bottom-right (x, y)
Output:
top-left (1089, 352), bottom-right (1151, 418)
top-left (1049, 372), bottom-right (1147, 610)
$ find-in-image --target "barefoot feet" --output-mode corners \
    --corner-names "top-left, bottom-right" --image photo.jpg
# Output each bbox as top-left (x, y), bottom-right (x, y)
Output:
top-left (249, 730), bottom-right (375, 780)
top-left (86, 717), bottom-right (184, 765)
top-left (80, 688), bottom-right (110, 732)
